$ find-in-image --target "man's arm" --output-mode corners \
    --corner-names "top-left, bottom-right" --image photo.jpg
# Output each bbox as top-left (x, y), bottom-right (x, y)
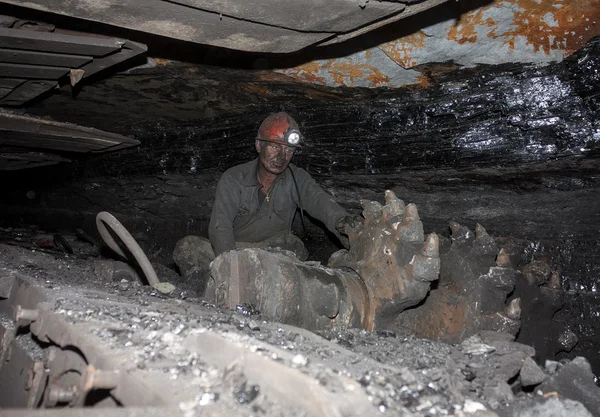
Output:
top-left (209, 172), bottom-right (241, 256)
top-left (291, 166), bottom-right (350, 242)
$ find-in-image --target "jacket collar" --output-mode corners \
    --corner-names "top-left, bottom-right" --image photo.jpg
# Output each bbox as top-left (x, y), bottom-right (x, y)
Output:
top-left (240, 158), bottom-right (293, 187)
top-left (240, 158), bottom-right (260, 187)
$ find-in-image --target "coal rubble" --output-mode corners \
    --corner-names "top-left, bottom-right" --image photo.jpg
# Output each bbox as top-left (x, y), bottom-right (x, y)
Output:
top-left (0, 243), bottom-right (598, 417)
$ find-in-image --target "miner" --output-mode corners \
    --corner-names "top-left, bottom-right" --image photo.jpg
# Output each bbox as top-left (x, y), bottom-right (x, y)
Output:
top-left (173, 112), bottom-right (362, 285)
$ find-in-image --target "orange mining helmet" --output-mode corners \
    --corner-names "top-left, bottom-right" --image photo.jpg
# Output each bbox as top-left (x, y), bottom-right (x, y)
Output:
top-left (256, 112), bottom-right (302, 147)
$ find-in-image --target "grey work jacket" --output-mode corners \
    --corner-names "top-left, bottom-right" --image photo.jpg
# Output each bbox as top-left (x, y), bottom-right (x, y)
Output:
top-left (209, 158), bottom-right (348, 256)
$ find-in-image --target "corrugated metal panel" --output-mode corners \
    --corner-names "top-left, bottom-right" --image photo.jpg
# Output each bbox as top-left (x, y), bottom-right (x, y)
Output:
top-left (0, 26), bottom-right (124, 55)
top-left (0, 23), bottom-right (147, 106)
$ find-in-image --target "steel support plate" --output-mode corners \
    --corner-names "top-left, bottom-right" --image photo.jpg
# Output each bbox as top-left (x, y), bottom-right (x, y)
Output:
top-left (0, 0), bottom-right (451, 52)
top-left (0, 111), bottom-right (139, 169)
top-left (0, 24), bottom-right (146, 107)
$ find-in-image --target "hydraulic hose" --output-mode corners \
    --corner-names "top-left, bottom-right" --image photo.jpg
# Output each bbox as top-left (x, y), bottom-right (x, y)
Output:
top-left (96, 211), bottom-right (160, 287)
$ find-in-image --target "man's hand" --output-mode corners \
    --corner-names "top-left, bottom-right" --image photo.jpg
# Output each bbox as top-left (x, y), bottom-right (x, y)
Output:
top-left (335, 214), bottom-right (364, 235)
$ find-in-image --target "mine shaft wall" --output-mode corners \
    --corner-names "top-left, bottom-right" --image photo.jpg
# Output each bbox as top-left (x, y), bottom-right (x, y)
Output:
top-left (0, 36), bottom-right (600, 372)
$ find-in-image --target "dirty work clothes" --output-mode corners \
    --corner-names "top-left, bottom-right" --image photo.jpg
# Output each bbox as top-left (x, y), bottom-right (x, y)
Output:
top-left (209, 158), bottom-right (348, 257)
top-left (173, 234), bottom-right (309, 277)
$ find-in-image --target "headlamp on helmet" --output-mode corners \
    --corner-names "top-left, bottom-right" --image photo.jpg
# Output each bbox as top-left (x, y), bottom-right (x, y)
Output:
top-left (257, 112), bottom-right (303, 147)
top-left (284, 128), bottom-right (301, 146)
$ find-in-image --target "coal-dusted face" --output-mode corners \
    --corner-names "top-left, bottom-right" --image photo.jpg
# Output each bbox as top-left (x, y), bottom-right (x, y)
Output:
top-left (256, 139), bottom-right (295, 175)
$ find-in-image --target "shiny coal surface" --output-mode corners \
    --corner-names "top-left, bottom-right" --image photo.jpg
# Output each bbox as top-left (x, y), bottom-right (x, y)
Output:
top-left (9, 38), bottom-right (599, 178)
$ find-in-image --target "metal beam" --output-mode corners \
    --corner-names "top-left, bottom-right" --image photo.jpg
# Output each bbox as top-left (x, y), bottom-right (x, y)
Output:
top-left (0, 27), bottom-right (124, 55)
top-left (0, 48), bottom-right (93, 67)
top-left (0, 151), bottom-right (70, 170)
top-left (0, 24), bottom-right (146, 105)
top-left (0, 111), bottom-right (139, 154)
top-left (0, 62), bottom-right (69, 78)
top-left (79, 40), bottom-right (146, 82)
top-left (0, 79), bottom-right (56, 106)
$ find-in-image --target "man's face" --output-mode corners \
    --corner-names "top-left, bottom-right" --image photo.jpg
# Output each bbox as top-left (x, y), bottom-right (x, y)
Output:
top-left (256, 140), bottom-right (295, 175)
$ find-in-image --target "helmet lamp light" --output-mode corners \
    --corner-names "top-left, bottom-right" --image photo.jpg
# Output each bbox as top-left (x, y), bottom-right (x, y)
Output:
top-left (285, 129), bottom-right (301, 146)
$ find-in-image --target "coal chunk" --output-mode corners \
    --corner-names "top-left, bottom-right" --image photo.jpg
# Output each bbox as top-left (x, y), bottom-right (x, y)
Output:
top-left (519, 357), bottom-right (547, 387)
top-left (539, 357), bottom-right (600, 417)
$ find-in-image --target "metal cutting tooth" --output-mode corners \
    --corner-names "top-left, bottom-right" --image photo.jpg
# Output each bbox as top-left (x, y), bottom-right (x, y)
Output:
top-left (394, 207), bottom-right (424, 242)
top-left (421, 232), bottom-right (439, 258)
top-left (384, 189), bottom-right (398, 204)
top-left (412, 233), bottom-right (441, 282)
top-left (360, 199), bottom-right (383, 223)
top-left (449, 221), bottom-right (472, 241)
top-left (383, 190), bottom-right (406, 212)
top-left (547, 270), bottom-right (562, 289)
top-left (382, 190), bottom-right (406, 221)
top-left (506, 298), bottom-right (521, 320)
top-left (495, 248), bottom-right (511, 267)
top-left (475, 223), bottom-right (489, 239)
top-left (404, 203), bottom-right (420, 222)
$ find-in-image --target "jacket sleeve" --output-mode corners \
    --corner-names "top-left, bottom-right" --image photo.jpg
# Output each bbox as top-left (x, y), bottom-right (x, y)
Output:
top-left (291, 166), bottom-right (349, 241)
top-left (209, 171), bottom-right (241, 257)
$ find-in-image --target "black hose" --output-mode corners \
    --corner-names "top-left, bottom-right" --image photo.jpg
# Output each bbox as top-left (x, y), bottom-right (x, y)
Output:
top-left (96, 211), bottom-right (160, 286)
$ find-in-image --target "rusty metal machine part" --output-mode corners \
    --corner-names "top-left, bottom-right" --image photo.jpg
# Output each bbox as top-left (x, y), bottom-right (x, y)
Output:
top-left (208, 248), bottom-right (371, 331)
top-left (209, 190), bottom-right (441, 332)
top-left (391, 222), bottom-right (521, 342)
top-left (207, 190), bottom-right (525, 343)
top-left (329, 190), bottom-right (441, 330)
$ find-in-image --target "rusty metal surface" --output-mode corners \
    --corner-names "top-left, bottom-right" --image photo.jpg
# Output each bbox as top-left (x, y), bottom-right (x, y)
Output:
top-left (208, 248), bottom-right (369, 331)
top-left (330, 192), bottom-right (441, 330)
top-left (280, 0), bottom-right (600, 87)
top-left (392, 222), bottom-right (521, 343)
top-left (206, 190), bottom-right (525, 344)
